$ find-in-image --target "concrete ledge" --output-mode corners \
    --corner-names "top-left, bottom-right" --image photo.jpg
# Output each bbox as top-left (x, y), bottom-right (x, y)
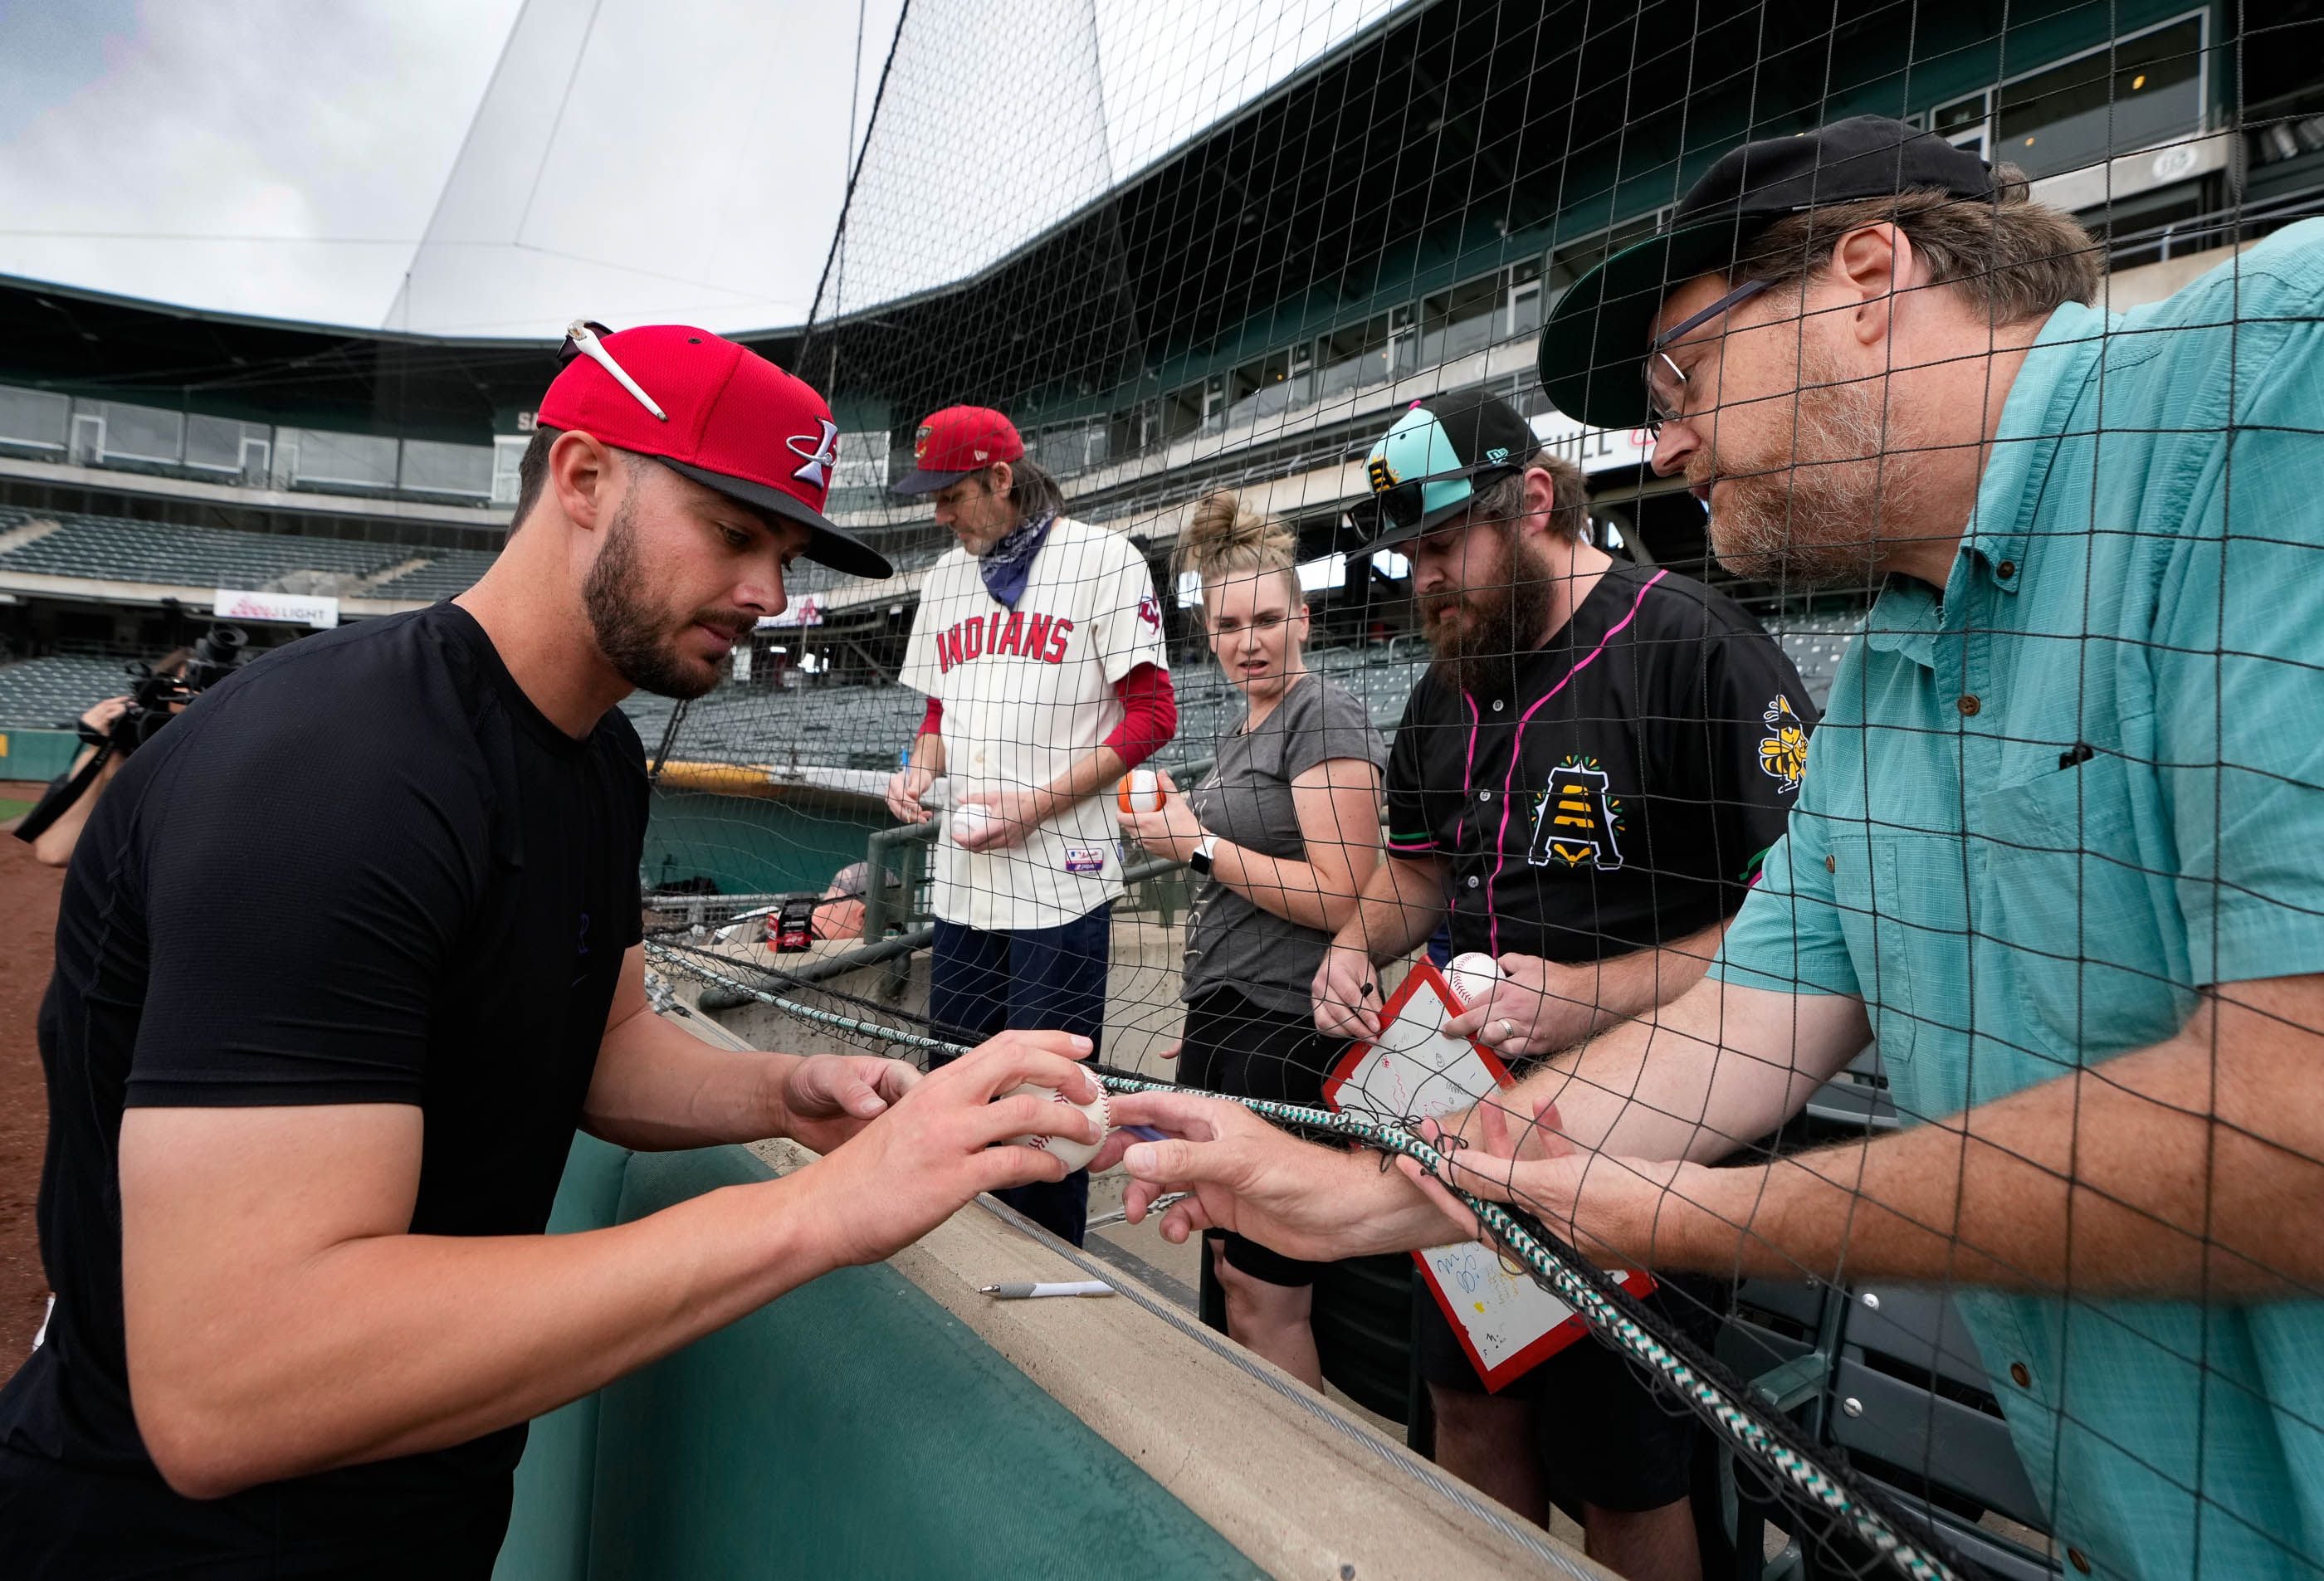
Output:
top-left (671, 993), bottom-right (1600, 1579)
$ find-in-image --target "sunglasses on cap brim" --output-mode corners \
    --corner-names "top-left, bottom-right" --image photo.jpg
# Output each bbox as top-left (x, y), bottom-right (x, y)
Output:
top-left (1371, 460), bottom-right (1522, 532)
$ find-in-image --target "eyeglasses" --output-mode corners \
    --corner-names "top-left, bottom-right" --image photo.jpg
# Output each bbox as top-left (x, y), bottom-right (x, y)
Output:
top-left (558, 319), bottom-right (667, 422)
top-left (1641, 277), bottom-right (1773, 435)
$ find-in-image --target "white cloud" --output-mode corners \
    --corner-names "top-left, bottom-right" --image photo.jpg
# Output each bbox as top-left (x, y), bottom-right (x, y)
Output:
top-left (0, 0), bottom-right (522, 326)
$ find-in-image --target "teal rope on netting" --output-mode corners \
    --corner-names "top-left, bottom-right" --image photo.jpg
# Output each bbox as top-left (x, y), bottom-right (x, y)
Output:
top-left (644, 943), bottom-right (1962, 1581)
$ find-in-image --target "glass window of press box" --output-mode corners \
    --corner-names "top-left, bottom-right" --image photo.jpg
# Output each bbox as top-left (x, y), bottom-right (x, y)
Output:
top-left (0, 383), bottom-right (509, 507)
top-left (1994, 15), bottom-right (2207, 180)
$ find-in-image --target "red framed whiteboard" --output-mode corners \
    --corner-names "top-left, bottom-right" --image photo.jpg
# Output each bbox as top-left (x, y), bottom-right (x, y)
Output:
top-left (1324, 959), bottom-right (1653, 1393)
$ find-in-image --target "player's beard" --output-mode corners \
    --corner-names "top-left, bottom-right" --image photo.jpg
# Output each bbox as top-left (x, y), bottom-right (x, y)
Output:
top-left (583, 495), bottom-right (752, 700)
top-left (1419, 524), bottom-right (1557, 698)
top-left (1702, 343), bottom-right (1911, 589)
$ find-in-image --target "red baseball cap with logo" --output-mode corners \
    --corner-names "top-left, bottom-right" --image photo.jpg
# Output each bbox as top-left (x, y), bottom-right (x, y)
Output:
top-left (537, 321), bottom-right (891, 578)
top-left (890, 405), bottom-right (1026, 495)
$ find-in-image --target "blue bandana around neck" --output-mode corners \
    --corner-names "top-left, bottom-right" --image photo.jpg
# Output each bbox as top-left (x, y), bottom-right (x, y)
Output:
top-left (978, 510), bottom-right (1056, 610)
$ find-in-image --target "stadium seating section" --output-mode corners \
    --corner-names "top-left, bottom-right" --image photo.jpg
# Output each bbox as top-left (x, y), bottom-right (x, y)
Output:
top-left (0, 507), bottom-right (505, 603)
top-left (618, 612), bottom-right (1855, 774)
top-left (0, 508), bottom-right (412, 587)
top-left (0, 652), bottom-right (146, 730)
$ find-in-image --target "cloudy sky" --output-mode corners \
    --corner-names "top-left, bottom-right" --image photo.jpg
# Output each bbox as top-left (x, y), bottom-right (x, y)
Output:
top-left (0, 0), bottom-right (1407, 340)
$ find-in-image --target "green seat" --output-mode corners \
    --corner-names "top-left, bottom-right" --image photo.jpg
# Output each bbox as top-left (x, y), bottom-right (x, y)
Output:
top-left (496, 1135), bottom-right (1256, 1580)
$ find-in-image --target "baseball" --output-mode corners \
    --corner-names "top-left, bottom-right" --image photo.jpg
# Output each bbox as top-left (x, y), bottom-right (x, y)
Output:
top-left (1116, 768), bottom-right (1164, 813)
top-left (997, 1080), bottom-right (1111, 1173)
top-left (950, 803), bottom-right (996, 843)
top-left (1447, 951), bottom-right (1506, 1009)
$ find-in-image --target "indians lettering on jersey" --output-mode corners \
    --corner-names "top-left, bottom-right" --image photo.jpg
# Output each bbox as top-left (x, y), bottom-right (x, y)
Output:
top-left (932, 608), bottom-right (1077, 673)
top-left (1528, 758), bottom-right (1625, 871)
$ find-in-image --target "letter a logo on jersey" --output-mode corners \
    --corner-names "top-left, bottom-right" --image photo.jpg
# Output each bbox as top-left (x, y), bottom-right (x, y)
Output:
top-left (1528, 763), bottom-right (1624, 871)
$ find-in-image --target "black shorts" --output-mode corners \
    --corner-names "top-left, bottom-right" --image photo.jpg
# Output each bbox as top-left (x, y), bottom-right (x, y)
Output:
top-left (1179, 984), bottom-right (1344, 1289)
top-left (1416, 1271), bottom-right (1725, 1513)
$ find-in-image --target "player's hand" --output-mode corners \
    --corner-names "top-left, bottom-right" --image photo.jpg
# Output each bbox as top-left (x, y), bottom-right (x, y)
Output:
top-left (766, 1053), bottom-right (920, 1155)
top-left (79, 695), bottom-right (130, 734)
top-left (885, 762), bottom-right (935, 825)
top-left (1094, 1090), bottom-right (1436, 1262)
top-left (1311, 942), bottom-right (1381, 1042)
top-left (793, 1030), bottom-right (1103, 1268)
top-left (1115, 772), bottom-right (1203, 861)
top-left (1395, 1095), bottom-right (1691, 1266)
top-left (954, 787), bottom-right (1047, 852)
top-left (1443, 954), bottom-right (1596, 1059)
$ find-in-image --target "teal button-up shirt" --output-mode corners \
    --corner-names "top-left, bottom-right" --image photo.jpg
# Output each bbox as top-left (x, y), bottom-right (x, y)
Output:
top-left (1715, 219), bottom-right (2324, 1580)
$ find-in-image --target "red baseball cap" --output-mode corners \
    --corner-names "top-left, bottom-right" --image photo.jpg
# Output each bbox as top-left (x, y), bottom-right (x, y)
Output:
top-left (891, 405), bottom-right (1026, 495)
top-left (538, 321), bottom-right (891, 578)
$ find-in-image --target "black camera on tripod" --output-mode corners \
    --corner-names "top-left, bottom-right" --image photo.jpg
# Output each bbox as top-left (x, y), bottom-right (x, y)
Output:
top-left (14, 624), bottom-right (250, 847)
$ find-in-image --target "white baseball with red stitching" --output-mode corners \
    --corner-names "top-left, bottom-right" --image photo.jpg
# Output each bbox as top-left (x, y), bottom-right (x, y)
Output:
top-left (998, 1080), bottom-right (1109, 1173)
top-left (1447, 951), bottom-right (1504, 1010)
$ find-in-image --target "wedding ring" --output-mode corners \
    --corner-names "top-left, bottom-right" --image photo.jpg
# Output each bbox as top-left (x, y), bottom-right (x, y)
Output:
top-left (1498, 1018), bottom-right (1515, 1042)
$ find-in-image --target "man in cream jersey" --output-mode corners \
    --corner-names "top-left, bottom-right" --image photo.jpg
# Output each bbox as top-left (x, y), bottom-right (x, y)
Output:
top-left (886, 405), bottom-right (1176, 1242)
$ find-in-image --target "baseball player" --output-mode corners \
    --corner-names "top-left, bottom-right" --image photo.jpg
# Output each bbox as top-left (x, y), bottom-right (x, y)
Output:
top-left (884, 407), bottom-right (1176, 1244)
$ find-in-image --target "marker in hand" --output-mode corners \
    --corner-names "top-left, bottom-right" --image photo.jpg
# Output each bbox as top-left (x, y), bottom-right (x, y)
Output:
top-left (978, 1281), bottom-right (1116, 1300)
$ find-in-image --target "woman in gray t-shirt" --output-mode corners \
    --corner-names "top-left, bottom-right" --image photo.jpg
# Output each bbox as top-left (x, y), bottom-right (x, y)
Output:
top-left (1116, 494), bottom-right (1385, 1388)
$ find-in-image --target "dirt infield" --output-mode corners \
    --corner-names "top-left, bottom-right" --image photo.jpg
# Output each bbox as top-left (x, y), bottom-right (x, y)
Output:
top-left (0, 784), bottom-right (60, 1363)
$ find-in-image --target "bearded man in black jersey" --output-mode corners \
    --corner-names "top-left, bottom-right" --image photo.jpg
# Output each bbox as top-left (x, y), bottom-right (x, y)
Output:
top-left (1311, 391), bottom-right (1817, 1580)
top-left (0, 324), bottom-right (1103, 1578)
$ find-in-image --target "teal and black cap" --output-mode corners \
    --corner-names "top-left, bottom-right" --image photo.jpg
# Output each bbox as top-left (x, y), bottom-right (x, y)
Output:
top-left (1536, 115), bottom-right (1997, 429)
top-left (1361, 389), bottom-right (1538, 551)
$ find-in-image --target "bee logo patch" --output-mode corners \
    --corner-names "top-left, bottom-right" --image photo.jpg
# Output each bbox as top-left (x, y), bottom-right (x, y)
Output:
top-left (1758, 695), bottom-right (1809, 794)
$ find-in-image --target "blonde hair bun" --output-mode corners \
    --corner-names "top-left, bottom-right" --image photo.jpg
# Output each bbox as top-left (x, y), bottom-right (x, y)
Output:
top-left (1175, 491), bottom-right (1296, 587)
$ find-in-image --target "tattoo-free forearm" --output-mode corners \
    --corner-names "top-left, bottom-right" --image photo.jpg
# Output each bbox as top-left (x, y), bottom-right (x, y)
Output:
top-left (1335, 855), bottom-right (1446, 964)
top-left (120, 1105), bottom-right (848, 1498)
top-left (1633, 976), bottom-right (2324, 1298)
top-left (1501, 977), bottom-right (1868, 1164)
top-left (582, 1010), bottom-right (791, 1149)
top-left (1550, 918), bottom-right (1730, 1044)
top-left (1035, 744), bottom-right (1129, 822)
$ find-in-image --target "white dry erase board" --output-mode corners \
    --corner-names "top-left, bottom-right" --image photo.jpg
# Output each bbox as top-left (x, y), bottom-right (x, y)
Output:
top-left (1322, 959), bottom-right (1653, 1392)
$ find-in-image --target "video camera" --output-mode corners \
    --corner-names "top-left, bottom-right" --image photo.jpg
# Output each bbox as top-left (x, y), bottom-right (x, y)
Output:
top-left (100, 624), bottom-right (248, 757)
top-left (12, 624), bottom-right (249, 845)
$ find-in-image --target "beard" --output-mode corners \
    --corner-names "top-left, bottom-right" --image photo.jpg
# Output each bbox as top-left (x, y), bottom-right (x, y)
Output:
top-left (1419, 525), bottom-right (1559, 697)
top-left (582, 495), bottom-right (753, 700)
top-left (1701, 344), bottom-right (1913, 590)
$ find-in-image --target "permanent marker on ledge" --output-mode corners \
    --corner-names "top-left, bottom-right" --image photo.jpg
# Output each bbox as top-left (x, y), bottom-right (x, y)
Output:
top-left (978, 1281), bottom-right (1116, 1300)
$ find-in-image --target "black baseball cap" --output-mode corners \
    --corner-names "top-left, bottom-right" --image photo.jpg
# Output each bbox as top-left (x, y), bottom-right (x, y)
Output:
top-left (1360, 389), bottom-right (1540, 551)
top-left (1536, 115), bottom-right (1998, 428)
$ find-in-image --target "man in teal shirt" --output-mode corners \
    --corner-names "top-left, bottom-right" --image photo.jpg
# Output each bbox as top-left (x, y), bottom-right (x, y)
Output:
top-left (1101, 117), bottom-right (2324, 1579)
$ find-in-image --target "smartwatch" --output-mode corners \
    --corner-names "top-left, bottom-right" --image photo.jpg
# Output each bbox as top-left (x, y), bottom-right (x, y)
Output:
top-left (1187, 834), bottom-right (1219, 876)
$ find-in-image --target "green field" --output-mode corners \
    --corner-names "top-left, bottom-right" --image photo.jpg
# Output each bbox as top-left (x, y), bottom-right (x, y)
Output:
top-left (0, 797), bottom-right (33, 823)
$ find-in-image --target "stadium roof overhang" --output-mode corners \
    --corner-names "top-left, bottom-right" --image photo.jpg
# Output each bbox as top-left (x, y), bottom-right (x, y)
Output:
top-left (0, 273), bottom-right (792, 446)
top-left (0, 0), bottom-right (2064, 448)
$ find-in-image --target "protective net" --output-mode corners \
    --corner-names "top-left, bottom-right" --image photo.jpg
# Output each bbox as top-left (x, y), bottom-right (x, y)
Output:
top-left (636, 3), bottom-right (2324, 1578)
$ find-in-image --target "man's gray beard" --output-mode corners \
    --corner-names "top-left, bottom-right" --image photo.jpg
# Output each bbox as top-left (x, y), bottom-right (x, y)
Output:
top-left (1708, 358), bottom-right (1911, 590)
top-left (1422, 529), bottom-right (1557, 696)
top-left (583, 495), bottom-right (729, 700)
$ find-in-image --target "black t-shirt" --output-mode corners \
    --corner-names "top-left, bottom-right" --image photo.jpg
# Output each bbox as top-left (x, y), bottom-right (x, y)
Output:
top-left (1385, 562), bottom-right (1815, 964)
top-left (0, 603), bottom-right (647, 1576)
